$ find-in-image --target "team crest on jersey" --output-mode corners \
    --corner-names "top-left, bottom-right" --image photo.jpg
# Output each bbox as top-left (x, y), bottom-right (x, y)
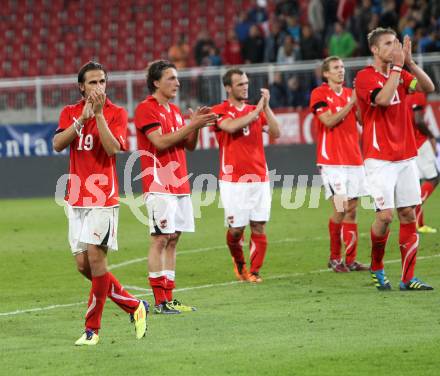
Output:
top-left (175, 113), bottom-right (183, 126)
top-left (227, 216), bottom-right (234, 225)
top-left (159, 219), bottom-right (168, 229)
top-left (375, 196), bottom-right (385, 208)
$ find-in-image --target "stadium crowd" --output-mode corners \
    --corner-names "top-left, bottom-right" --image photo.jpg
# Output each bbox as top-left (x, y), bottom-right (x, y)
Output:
top-left (167, 0), bottom-right (440, 108)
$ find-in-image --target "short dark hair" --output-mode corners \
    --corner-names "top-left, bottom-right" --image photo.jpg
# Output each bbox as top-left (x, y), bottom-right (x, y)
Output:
top-left (367, 27), bottom-right (397, 48)
top-left (77, 61), bottom-right (107, 97)
top-left (222, 68), bottom-right (245, 87)
top-left (146, 60), bottom-right (176, 93)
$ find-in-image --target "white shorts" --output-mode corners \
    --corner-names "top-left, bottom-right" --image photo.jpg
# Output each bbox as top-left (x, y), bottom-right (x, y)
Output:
top-left (145, 193), bottom-right (195, 234)
top-left (364, 158), bottom-right (421, 210)
top-left (219, 181), bottom-right (271, 227)
top-left (320, 165), bottom-right (369, 200)
top-left (416, 140), bottom-right (439, 180)
top-left (68, 206), bottom-right (119, 255)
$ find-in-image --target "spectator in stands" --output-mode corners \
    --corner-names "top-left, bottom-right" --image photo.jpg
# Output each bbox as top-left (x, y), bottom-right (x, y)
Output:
top-left (269, 72), bottom-right (288, 108)
top-left (379, 0), bottom-right (399, 30)
top-left (286, 75), bottom-right (308, 109)
top-left (286, 15), bottom-right (301, 42)
top-left (277, 34), bottom-right (299, 63)
top-left (352, 0), bottom-right (376, 56)
top-left (300, 24), bottom-right (322, 60)
top-left (168, 34), bottom-right (190, 69)
top-left (276, 0), bottom-right (299, 17)
top-left (328, 22), bottom-right (357, 58)
top-left (235, 11), bottom-right (253, 43)
top-left (242, 25), bottom-right (265, 64)
top-left (223, 30), bottom-right (244, 65)
top-left (203, 46), bottom-right (222, 66)
top-left (264, 19), bottom-right (287, 63)
top-left (194, 31), bottom-right (216, 66)
top-left (247, 0), bottom-right (269, 24)
top-left (308, 0), bottom-right (325, 36)
top-left (423, 28), bottom-right (440, 53)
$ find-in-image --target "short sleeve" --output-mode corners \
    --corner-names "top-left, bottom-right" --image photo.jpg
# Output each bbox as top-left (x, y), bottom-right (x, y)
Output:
top-left (109, 108), bottom-right (128, 151)
top-left (259, 111), bottom-right (267, 125)
top-left (212, 103), bottom-right (231, 125)
top-left (134, 103), bottom-right (161, 135)
top-left (309, 88), bottom-right (328, 114)
top-left (56, 106), bottom-right (72, 134)
top-left (354, 70), bottom-right (380, 106)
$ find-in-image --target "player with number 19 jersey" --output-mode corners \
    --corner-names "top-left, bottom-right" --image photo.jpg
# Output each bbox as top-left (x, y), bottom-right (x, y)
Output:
top-left (212, 100), bottom-right (268, 182)
top-left (56, 98), bottom-right (128, 207)
top-left (355, 66), bottom-right (417, 162)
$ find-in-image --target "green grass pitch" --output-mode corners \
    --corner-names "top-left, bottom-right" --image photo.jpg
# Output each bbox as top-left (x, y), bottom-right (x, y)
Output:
top-left (0, 187), bottom-right (439, 376)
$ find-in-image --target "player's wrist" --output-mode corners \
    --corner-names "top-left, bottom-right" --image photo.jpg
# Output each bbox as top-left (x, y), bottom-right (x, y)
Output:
top-left (391, 65), bottom-right (403, 74)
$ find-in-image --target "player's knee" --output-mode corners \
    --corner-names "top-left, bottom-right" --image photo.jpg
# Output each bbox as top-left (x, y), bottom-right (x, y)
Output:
top-left (229, 227), bottom-right (244, 239)
top-left (250, 221), bottom-right (266, 234)
top-left (77, 264), bottom-right (91, 279)
top-left (378, 211), bottom-right (394, 225)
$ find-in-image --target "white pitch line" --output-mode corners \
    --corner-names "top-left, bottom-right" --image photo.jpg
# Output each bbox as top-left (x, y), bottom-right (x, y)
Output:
top-left (1, 252), bottom-right (439, 318)
top-left (108, 235), bottom-right (335, 271)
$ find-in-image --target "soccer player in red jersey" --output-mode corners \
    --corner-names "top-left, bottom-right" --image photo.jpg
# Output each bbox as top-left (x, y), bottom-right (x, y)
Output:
top-left (407, 91), bottom-right (439, 234)
top-left (310, 56), bottom-right (369, 273)
top-left (134, 60), bottom-right (217, 313)
top-left (355, 28), bottom-right (435, 290)
top-left (211, 69), bottom-right (280, 283)
top-left (53, 61), bottom-right (148, 345)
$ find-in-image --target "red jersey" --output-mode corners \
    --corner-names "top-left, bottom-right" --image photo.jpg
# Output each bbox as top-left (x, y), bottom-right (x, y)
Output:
top-left (407, 91), bottom-right (428, 149)
top-left (355, 66), bottom-right (417, 161)
top-left (211, 101), bottom-right (268, 182)
top-left (134, 96), bottom-right (190, 195)
top-left (309, 83), bottom-right (363, 166)
top-left (57, 98), bottom-right (128, 207)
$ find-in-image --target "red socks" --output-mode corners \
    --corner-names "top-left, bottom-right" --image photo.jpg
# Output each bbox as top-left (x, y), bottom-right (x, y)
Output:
top-left (342, 222), bottom-right (358, 265)
top-left (165, 279), bottom-right (175, 302)
top-left (227, 231), bottom-right (245, 265)
top-left (148, 275), bottom-right (167, 305)
top-left (370, 228), bottom-right (390, 272)
top-left (399, 222), bottom-right (418, 284)
top-left (85, 272), bottom-right (111, 333)
top-left (108, 273), bottom-right (139, 314)
top-left (328, 219), bottom-right (342, 261)
top-left (249, 233), bottom-right (268, 274)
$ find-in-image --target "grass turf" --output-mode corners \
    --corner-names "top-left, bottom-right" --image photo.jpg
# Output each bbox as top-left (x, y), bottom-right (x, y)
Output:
top-left (0, 188), bottom-right (439, 376)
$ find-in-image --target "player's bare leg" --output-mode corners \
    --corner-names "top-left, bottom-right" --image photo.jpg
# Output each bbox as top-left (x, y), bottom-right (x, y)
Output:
top-left (248, 221), bottom-right (267, 283)
top-left (397, 206), bottom-right (433, 290)
top-left (416, 176), bottom-right (439, 233)
top-left (163, 232), bottom-right (196, 311)
top-left (227, 226), bottom-right (248, 281)
top-left (342, 199), bottom-right (368, 271)
top-left (327, 197), bottom-right (349, 272)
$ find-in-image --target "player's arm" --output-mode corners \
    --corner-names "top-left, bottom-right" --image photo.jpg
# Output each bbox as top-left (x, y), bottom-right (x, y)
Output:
top-left (403, 36), bottom-right (435, 93)
top-left (317, 92), bottom-right (357, 128)
top-left (217, 96), bottom-right (264, 134)
top-left (374, 39), bottom-right (405, 106)
top-left (183, 107), bottom-right (217, 151)
top-left (90, 89), bottom-right (121, 156)
top-left (147, 108), bottom-right (217, 151)
top-left (261, 88), bottom-right (280, 138)
top-left (53, 101), bottom-right (94, 152)
top-left (414, 106), bottom-right (435, 138)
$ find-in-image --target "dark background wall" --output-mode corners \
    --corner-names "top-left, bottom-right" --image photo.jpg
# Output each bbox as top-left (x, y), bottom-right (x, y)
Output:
top-left (0, 145), bottom-right (318, 199)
